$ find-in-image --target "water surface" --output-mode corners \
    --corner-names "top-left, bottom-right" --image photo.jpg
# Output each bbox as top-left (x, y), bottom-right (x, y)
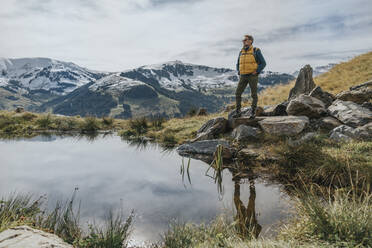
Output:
top-left (0, 134), bottom-right (291, 244)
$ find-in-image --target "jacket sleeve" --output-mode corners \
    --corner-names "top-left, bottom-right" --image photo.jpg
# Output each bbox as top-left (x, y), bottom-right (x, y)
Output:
top-left (236, 51), bottom-right (241, 75)
top-left (255, 49), bottom-right (266, 74)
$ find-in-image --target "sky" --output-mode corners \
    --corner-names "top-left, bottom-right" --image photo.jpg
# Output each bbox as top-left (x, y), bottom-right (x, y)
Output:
top-left (0, 0), bottom-right (371, 73)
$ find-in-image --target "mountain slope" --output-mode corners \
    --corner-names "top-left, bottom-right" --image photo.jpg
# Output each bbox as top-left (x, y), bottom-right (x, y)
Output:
top-left (258, 51), bottom-right (372, 106)
top-left (1, 58), bottom-right (294, 118)
top-left (0, 57), bottom-right (105, 94)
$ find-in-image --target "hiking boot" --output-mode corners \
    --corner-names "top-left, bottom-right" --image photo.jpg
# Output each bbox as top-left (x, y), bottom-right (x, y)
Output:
top-left (232, 109), bottom-right (241, 118)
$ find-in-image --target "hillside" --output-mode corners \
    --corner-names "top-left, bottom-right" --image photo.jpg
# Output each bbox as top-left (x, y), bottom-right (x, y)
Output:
top-left (0, 58), bottom-right (294, 118)
top-left (258, 51), bottom-right (372, 106)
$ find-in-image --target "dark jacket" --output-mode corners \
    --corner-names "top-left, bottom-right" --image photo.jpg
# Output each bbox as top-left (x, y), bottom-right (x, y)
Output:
top-left (236, 46), bottom-right (266, 75)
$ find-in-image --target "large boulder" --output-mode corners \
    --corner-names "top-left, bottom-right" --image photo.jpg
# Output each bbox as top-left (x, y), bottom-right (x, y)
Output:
top-left (309, 86), bottom-right (335, 107)
top-left (286, 94), bottom-right (327, 118)
top-left (0, 225), bottom-right (73, 248)
top-left (262, 101), bottom-right (288, 116)
top-left (231, 125), bottom-right (262, 142)
top-left (177, 139), bottom-right (233, 162)
top-left (361, 102), bottom-right (372, 111)
top-left (353, 122), bottom-right (372, 141)
top-left (288, 65), bottom-right (316, 100)
top-left (192, 117), bottom-right (227, 141)
top-left (258, 116), bottom-right (309, 136)
top-left (329, 123), bottom-right (372, 141)
top-left (316, 116), bottom-right (343, 131)
top-left (328, 100), bottom-right (372, 128)
top-left (336, 80), bottom-right (372, 104)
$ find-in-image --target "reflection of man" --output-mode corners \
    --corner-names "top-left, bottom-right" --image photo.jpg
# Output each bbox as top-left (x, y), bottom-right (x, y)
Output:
top-left (234, 35), bottom-right (266, 119)
top-left (233, 178), bottom-right (262, 238)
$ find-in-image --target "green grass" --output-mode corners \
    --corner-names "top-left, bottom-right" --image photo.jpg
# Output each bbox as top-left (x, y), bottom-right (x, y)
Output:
top-left (280, 183), bottom-right (372, 247)
top-left (80, 116), bottom-right (101, 133)
top-left (0, 191), bottom-right (134, 248)
top-left (272, 135), bottom-right (372, 189)
top-left (157, 175), bottom-right (371, 248)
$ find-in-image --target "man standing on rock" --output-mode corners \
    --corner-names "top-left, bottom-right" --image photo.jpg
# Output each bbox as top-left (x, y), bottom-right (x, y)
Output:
top-left (234, 35), bottom-right (266, 119)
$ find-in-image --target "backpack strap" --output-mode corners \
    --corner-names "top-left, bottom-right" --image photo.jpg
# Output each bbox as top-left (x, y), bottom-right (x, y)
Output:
top-left (253, 47), bottom-right (259, 63)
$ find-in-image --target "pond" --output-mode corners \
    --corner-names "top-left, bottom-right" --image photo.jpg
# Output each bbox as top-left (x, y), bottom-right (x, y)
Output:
top-left (0, 134), bottom-right (291, 245)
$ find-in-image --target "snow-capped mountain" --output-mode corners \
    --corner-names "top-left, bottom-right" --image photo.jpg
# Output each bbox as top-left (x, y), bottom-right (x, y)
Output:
top-left (89, 74), bottom-right (148, 94)
top-left (120, 61), bottom-right (294, 94)
top-left (0, 57), bottom-right (105, 94)
top-left (1, 58), bottom-right (295, 118)
top-left (120, 60), bottom-right (238, 92)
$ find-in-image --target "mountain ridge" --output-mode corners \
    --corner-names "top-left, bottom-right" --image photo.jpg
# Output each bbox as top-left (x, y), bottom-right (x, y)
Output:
top-left (0, 57), bottom-right (295, 118)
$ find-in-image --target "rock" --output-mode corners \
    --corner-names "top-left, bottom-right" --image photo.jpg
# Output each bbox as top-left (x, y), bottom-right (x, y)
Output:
top-left (288, 64), bottom-right (316, 100)
top-left (15, 107), bottom-right (24, 113)
top-left (330, 125), bottom-right (355, 137)
top-left (361, 102), bottom-right (372, 111)
top-left (336, 80), bottom-right (372, 104)
top-left (192, 117), bottom-right (227, 141)
top-left (286, 94), bottom-right (327, 118)
top-left (288, 132), bottom-right (317, 147)
top-left (228, 116), bottom-right (266, 129)
top-left (177, 139), bottom-right (232, 162)
top-left (237, 148), bottom-right (260, 160)
top-left (309, 86), bottom-right (335, 107)
top-left (350, 80), bottom-right (372, 91)
top-left (255, 106), bottom-right (264, 116)
top-left (317, 116), bottom-right (343, 130)
top-left (262, 102), bottom-right (288, 116)
top-left (330, 132), bottom-right (353, 142)
top-left (354, 123), bottom-right (372, 141)
top-left (231, 125), bottom-right (262, 142)
top-left (328, 100), bottom-right (372, 128)
top-left (329, 123), bottom-right (372, 141)
top-left (228, 107), bottom-right (251, 120)
top-left (196, 108), bottom-right (207, 116)
top-left (258, 116), bottom-right (309, 136)
top-left (0, 225), bottom-right (73, 248)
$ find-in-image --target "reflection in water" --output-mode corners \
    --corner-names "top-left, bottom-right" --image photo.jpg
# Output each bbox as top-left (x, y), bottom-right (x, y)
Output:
top-left (1, 135), bottom-right (289, 244)
top-left (233, 176), bottom-right (262, 238)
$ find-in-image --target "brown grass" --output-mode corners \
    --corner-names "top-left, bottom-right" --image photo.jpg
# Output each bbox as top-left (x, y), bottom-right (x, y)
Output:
top-left (257, 50), bottom-right (372, 106)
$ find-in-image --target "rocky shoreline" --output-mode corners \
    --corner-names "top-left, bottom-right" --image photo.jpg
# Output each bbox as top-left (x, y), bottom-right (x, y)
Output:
top-left (176, 65), bottom-right (371, 165)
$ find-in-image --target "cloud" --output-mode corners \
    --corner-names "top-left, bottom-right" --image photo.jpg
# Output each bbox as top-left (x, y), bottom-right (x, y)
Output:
top-left (0, 0), bottom-right (371, 73)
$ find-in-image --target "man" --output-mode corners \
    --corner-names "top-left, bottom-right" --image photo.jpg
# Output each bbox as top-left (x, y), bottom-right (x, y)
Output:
top-left (234, 35), bottom-right (266, 119)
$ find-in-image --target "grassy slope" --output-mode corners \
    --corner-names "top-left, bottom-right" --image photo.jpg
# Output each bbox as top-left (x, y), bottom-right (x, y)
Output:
top-left (258, 50), bottom-right (372, 106)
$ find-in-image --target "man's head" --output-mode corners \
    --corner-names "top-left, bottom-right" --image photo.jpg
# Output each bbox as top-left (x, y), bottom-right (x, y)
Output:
top-left (243, 35), bottom-right (253, 47)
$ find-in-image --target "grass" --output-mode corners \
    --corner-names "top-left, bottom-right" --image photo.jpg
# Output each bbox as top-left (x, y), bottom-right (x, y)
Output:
top-left (157, 173), bottom-right (371, 248)
top-left (129, 117), bottom-right (149, 135)
top-left (257, 50), bottom-right (372, 106)
top-left (280, 182), bottom-right (372, 247)
top-left (0, 191), bottom-right (134, 248)
top-left (80, 116), bottom-right (101, 133)
top-left (272, 135), bottom-right (372, 190)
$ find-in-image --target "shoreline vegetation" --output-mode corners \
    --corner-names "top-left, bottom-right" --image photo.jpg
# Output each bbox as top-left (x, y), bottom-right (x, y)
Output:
top-left (1, 51), bottom-right (371, 247)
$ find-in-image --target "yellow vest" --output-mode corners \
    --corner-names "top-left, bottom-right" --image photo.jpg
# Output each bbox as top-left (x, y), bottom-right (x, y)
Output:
top-left (239, 46), bottom-right (258, 75)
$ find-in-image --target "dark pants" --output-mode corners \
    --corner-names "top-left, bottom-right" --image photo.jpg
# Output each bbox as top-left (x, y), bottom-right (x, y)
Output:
top-left (235, 74), bottom-right (258, 112)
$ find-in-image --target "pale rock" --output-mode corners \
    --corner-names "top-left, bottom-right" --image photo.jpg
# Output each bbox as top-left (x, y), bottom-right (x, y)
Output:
top-left (328, 100), bottom-right (372, 128)
top-left (258, 116), bottom-right (309, 136)
top-left (286, 94), bottom-right (327, 118)
top-left (0, 225), bottom-right (72, 248)
top-left (288, 65), bottom-right (316, 100)
top-left (231, 125), bottom-right (262, 142)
